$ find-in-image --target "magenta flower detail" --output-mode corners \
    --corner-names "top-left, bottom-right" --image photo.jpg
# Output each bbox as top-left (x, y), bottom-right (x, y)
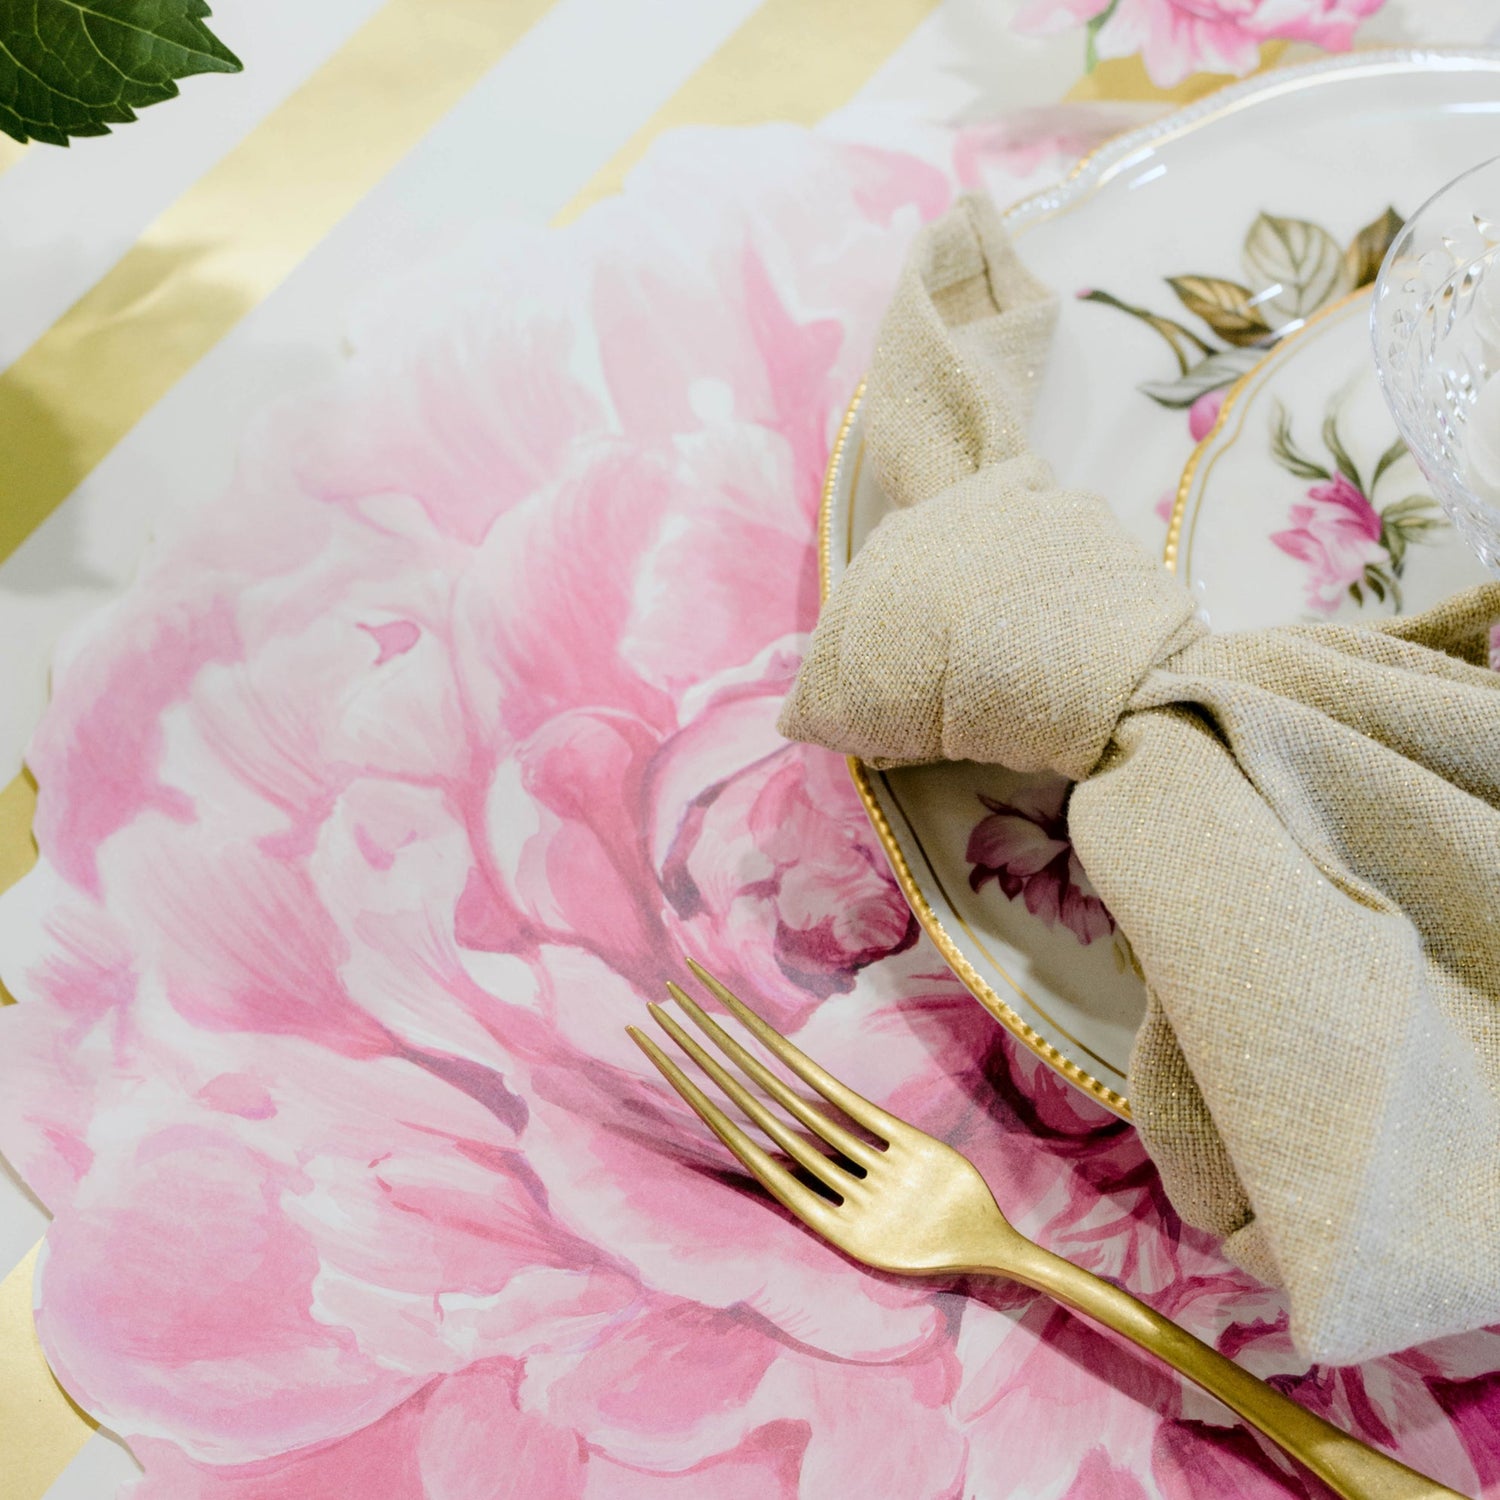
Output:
top-left (1188, 386), bottom-right (1227, 442)
top-left (1270, 471), bottom-right (1385, 614)
top-left (1266, 401), bottom-right (1443, 615)
top-left (966, 781), bottom-right (1114, 946)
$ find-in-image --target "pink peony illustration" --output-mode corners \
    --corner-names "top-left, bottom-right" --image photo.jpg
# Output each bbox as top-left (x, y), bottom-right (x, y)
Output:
top-left (1270, 471), bottom-right (1385, 614)
top-left (967, 781), bottom-right (1114, 946)
top-left (0, 121), bottom-right (1492, 1499)
top-left (1014, 0), bottom-right (1388, 88)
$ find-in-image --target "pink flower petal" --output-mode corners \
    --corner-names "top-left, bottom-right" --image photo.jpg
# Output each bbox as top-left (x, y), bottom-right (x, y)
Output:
top-left (419, 1363), bottom-right (586, 1500)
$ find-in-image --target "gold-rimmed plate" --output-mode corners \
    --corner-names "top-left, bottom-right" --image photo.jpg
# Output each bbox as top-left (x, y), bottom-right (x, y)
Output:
top-left (828, 50), bottom-right (1500, 1114)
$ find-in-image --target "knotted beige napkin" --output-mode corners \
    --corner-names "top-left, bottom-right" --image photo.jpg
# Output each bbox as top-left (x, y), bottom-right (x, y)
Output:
top-left (781, 193), bottom-right (1500, 1365)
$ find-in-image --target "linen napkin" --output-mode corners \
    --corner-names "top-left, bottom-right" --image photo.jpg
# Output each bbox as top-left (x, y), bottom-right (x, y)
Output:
top-left (780, 193), bottom-right (1500, 1365)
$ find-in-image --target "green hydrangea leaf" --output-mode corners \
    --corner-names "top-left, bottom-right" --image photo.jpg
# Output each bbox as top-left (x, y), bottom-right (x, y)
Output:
top-left (0, 0), bottom-right (241, 147)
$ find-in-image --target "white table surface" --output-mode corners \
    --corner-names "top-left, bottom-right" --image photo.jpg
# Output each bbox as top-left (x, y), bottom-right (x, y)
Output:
top-left (3, 0), bottom-right (1498, 1490)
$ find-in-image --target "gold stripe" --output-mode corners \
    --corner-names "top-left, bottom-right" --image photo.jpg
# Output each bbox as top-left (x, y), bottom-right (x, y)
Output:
top-left (0, 768), bottom-right (37, 907)
top-left (0, 0), bottom-right (558, 569)
top-left (1063, 41), bottom-right (1288, 106)
top-left (556, 0), bottom-right (943, 225)
top-left (0, 772), bottom-right (63, 1486)
top-left (0, 1246), bottom-right (97, 1495)
top-left (0, 768), bottom-right (35, 1007)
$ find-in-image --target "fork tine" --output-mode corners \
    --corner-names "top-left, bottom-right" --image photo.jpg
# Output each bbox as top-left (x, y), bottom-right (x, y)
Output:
top-left (684, 958), bottom-right (906, 1143)
top-left (648, 1002), bottom-right (856, 1197)
top-left (665, 982), bottom-right (881, 1172)
top-left (628, 1026), bottom-right (840, 1232)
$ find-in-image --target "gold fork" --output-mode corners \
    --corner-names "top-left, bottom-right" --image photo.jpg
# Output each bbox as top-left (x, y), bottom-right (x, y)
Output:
top-left (628, 960), bottom-right (1464, 1500)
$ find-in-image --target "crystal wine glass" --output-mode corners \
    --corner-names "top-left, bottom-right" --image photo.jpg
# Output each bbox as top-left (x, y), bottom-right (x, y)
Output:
top-left (1372, 155), bottom-right (1500, 573)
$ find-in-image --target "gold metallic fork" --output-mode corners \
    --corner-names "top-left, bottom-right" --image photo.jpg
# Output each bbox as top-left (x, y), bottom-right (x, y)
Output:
top-left (628, 960), bottom-right (1464, 1500)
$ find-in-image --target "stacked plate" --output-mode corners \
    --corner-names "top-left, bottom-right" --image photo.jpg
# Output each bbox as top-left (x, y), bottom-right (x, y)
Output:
top-left (826, 51), bottom-right (1499, 1113)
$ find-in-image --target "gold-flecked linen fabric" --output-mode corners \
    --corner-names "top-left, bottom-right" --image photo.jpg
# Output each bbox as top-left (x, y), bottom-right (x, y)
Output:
top-left (781, 194), bottom-right (1500, 1365)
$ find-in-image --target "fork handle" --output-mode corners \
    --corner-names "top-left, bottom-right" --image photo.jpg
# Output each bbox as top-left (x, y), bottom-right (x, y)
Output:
top-left (1000, 1242), bottom-right (1466, 1499)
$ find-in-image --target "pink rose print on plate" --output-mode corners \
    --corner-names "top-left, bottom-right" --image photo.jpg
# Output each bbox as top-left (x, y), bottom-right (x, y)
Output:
top-left (1189, 385), bottom-right (1228, 442)
top-left (1271, 471), bottom-right (1384, 613)
top-left (966, 781), bottom-right (1114, 946)
top-left (1013, 0), bottom-right (1387, 87)
top-left (0, 121), bottom-right (1494, 1500)
top-left (1267, 401), bottom-right (1444, 616)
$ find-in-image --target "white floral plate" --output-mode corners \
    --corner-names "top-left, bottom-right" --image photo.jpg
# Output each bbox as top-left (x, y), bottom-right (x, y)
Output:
top-left (826, 50), bottom-right (1500, 1116)
top-left (1177, 292), bottom-right (1493, 632)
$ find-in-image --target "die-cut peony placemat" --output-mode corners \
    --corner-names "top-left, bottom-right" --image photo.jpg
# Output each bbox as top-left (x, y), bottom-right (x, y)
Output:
top-left (3, 120), bottom-right (1500, 1499)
